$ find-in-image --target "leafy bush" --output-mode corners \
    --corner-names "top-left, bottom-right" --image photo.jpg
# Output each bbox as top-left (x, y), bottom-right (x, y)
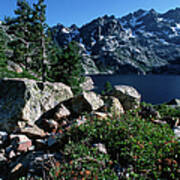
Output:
top-left (155, 104), bottom-right (180, 118)
top-left (53, 108), bottom-right (180, 179)
top-left (50, 142), bottom-right (117, 179)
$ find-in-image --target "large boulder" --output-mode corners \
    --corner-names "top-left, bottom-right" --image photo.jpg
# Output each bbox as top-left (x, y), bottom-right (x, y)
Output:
top-left (0, 78), bottom-right (73, 132)
top-left (64, 91), bottom-right (104, 115)
top-left (101, 96), bottom-right (124, 115)
top-left (110, 85), bottom-right (141, 110)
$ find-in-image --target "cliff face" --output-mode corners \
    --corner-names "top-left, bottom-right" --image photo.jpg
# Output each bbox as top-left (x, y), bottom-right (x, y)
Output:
top-left (52, 8), bottom-right (180, 74)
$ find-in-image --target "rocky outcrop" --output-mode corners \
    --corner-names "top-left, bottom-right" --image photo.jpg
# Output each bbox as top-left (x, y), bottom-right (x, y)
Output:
top-left (0, 78), bottom-right (145, 179)
top-left (0, 78), bottom-right (73, 132)
top-left (110, 85), bottom-right (141, 110)
top-left (52, 8), bottom-right (180, 74)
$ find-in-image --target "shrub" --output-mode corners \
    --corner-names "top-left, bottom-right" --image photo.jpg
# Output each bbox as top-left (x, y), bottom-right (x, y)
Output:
top-left (54, 108), bottom-right (180, 179)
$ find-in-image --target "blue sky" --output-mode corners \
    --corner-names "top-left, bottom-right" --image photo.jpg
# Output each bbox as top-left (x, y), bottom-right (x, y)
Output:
top-left (0, 0), bottom-right (180, 27)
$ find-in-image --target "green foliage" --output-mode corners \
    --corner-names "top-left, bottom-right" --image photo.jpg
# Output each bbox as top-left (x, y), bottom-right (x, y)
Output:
top-left (31, 0), bottom-right (49, 81)
top-left (102, 81), bottom-right (113, 95)
top-left (0, 67), bottom-right (39, 80)
top-left (54, 108), bottom-right (180, 179)
top-left (4, 0), bottom-right (55, 82)
top-left (155, 104), bottom-right (180, 118)
top-left (0, 26), bottom-right (7, 67)
top-left (50, 142), bottom-right (117, 179)
top-left (48, 41), bottom-right (85, 95)
top-left (5, 0), bottom-right (33, 69)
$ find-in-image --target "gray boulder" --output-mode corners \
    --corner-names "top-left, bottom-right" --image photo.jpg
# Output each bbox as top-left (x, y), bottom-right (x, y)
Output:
top-left (0, 78), bottom-right (73, 132)
top-left (65, 91), bottom-right (104, 115)
top-left (101, 96), bottom-right (124, 115)
top-left (167, 98), bottom-right (180, 106)
top-left (110, 85), bottom-right (141, 110)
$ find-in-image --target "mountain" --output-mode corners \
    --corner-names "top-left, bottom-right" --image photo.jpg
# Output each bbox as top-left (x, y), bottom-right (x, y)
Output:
top-left (52, 8), bottom-right (180, 74)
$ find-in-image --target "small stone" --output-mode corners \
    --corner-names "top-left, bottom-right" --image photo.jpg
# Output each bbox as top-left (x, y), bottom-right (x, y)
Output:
top-left (20, 125), bottom-right (46, 139)
top-left (92, 112), bottom-right (110, 120)
top-left (76, 116), bottom-right (87, 126)
top-left (17, 141), bottom-right (32, 152)
top-left (0, 153), bottom-right (7, 162)
top-left (93, 143), bottom-right (107, 154)
top-left (10, 134), bottom-right (32, 152)
top-left (11, 163), bottom-right (23, 174)
top-left (9, 150), bottom-right (16, 159)
top-left (47, 135), bottom-right (58, 147)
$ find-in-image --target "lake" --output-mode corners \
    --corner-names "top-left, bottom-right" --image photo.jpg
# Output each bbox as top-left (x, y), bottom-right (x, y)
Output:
top-left (90, 74), bottom-right (180, 104)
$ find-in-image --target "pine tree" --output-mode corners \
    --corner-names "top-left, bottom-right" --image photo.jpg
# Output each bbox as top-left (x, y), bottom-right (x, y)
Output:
top-left (31, 0), bottom-right (48, 81)
top-left (0, 26), bottom-right (7, 67)
top-left (5, 0), bottom-right (33, 69)
top-left (49, 41), bottom-right (85, 95)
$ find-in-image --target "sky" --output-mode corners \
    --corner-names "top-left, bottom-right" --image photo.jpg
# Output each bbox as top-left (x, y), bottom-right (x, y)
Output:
top-left (0, 0), bottom-right (180, 27)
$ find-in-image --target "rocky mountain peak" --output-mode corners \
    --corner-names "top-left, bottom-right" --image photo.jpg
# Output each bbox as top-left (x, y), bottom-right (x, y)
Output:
top-left (161, 8), bottom-right (180, 22)
top-left (52, 8), bottom-right (180, 75)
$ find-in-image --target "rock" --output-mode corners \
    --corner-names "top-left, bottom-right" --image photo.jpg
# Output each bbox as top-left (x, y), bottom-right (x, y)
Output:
top-left (14, 151), bottom-right (63, 177)
top-left (0, 153), bottom-right (7, 163)
top-left (101, 96), bottom-right (124, 115)
top-left (19, 125), bottom-right (46, 139)
top-left (0, 78), bottom-right (73, 132)
top-left (110, 85), bottom-right (141, 110)
top-left (152, 119), bottom-right (167, 125)
top-left (0, 131), bottom-right (8, 147)
top-left (36, 119), bottom-right (59, 133)
top-left (47, 135), bottom-right (58, 147)
top-left (54, 104), bottom-right (71, 121)
top-left (93, 143), bottom-right (107, 154)
top-left (76, 116), bottom-right (87, 126)
top-left (34, 139), bottom-right (47, 150)
top-left (80, 76), bottom-right (94, 91)
top-left (65, 91), bottom-right (104, 115)
top-left (167, 98), bottom-right (180, 106)
top-left (47, 133), bottom-right (63, 147)
top-left (173, 126), bottom-right (180, 139)
top-left (11, 163), bottom-right (23, 174)
top-left (9, 150), bottom-right (16, 159)
top-left (91, 112), bottom-right (110, 120)
top-left (7, 60), bottom-right (23, 73)
top-left (10, 134), bottom-right (32, 152)
top-left (53, 9), bottom-right (180, 75)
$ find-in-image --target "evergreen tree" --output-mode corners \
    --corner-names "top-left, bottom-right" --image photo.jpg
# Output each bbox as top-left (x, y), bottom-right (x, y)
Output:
top-left (31, 0), bottom-right (48, 81)
top-left (49, 41), bottom-right (85, 95)
top-left (0, 26), bottom-right (7, 67)
top-left (5, 0), bottom-right (33, 69)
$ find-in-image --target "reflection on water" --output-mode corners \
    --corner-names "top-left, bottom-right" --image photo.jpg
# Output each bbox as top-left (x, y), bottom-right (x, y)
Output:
top-left (90, 74), bottom-right (180, 104)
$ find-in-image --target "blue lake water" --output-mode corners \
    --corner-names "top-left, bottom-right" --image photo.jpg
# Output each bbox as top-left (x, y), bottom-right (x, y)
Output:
top-left (90, 74), bottom-right (180, 104)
